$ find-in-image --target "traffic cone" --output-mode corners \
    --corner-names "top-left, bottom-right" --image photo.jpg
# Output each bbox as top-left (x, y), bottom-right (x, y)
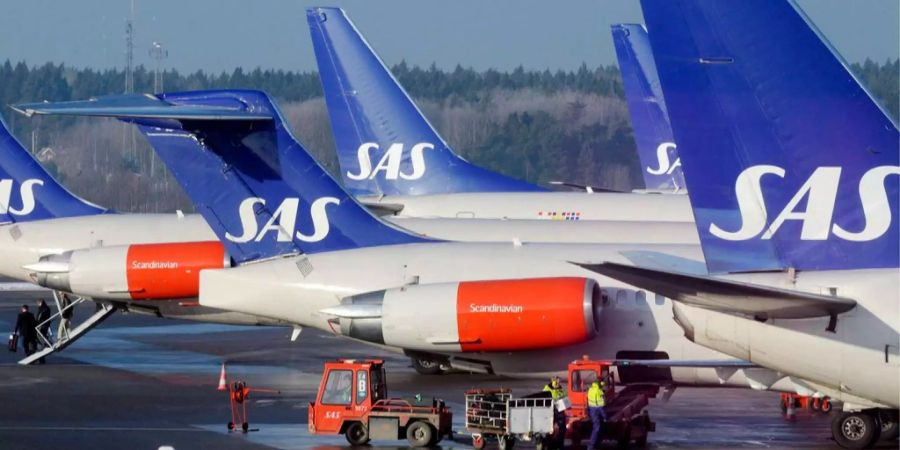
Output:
top-left (785, 398), bottom-right (796, 421)
top-left (217, 363), bottom-right (228, 391)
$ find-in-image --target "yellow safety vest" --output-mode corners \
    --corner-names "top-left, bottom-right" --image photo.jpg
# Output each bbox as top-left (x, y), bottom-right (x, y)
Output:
top-left (543, 384), bottom-right (567, 400)
top-left (587, 384), bottom-right (605, 407)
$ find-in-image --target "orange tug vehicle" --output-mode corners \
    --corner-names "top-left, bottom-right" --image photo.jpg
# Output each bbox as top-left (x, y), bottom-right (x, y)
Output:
top-left (309, 359), bottom-right (453, 447)
top-left (467, 357), bottom-right (657, 449)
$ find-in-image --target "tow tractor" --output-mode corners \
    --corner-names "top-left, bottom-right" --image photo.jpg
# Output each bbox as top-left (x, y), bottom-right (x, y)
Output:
top-left (466, 357), bottom-right (658, 449)
top-left (308, 359), bottom-right (453, 447)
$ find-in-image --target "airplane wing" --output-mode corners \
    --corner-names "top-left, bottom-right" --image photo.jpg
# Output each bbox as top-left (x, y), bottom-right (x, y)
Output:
top-left (0, 281), bottom-right (52, 301)
top-left (547, 181), bottom-right (624, 193)
top-left (578, 262), bottom-right (856, 319)
top-left (615, 359), bottom-right (755, 368)
top-left (358, 201), bottom-right (405, 217)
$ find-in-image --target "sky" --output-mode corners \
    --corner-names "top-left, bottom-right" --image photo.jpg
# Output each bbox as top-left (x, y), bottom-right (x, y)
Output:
top-left (0, 1), bottom-right (896, 73)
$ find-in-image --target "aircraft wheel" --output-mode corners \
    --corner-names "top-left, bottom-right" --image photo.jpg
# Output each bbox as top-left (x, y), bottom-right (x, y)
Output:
top-left (227, 421), bottom-right (234, 431)
top-left (242, 422), bottom-right (249, 433)
top-left (879, 414), bottom-right (899, 441)
top-left (411, 357), bottom-right (443, 375)
top-left (832, 411), bottom-right (879, 449)
top-left (820, 398), bottom-right (833, 413)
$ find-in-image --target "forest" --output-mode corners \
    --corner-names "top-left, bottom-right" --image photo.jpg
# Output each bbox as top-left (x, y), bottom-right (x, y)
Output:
top-left (0, 58), bottom-right (896, 212)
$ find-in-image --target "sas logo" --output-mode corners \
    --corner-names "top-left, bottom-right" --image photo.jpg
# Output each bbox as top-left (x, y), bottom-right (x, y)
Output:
top-left (226, 197), bottom-right (340, 244)
top-left (711, 165), bottom-right (900, 242)
top-left (646, 142), bottom-right (681, 176)
top-left (347, 142), bottom-right (434, 181)
top-left (0, 179), bottom-right (43, 216)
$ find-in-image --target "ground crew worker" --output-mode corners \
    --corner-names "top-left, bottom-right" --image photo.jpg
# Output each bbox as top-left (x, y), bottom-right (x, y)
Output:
top-left (543, 376), bottom-right (567, 448)
top-left (587, 380), bottom-right (607, 449)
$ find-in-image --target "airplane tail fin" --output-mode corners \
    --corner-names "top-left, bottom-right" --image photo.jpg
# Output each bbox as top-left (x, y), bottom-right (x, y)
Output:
top-left (641, 0), bottom-right (899, 273)
top-left (306, 7), bottom-right (545, 196)
top-left (0, 116), bottom-right (105, 224)
top-left (611, 24), bottom-right (684, 191)
top-left (16, 91), bottom-right (428, 263)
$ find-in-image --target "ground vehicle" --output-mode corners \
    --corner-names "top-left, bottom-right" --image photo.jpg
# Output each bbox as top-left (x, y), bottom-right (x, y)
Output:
top-left (467, 358), bottom-right (657, 449)
top-left (308, 359), bottom-right (452, 447)
top-left (780, 393), bottom-right (833, 417)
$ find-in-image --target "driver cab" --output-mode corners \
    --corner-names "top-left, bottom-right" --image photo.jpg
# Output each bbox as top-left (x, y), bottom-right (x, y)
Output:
top-left (310, 359), bottom-right (388, 434)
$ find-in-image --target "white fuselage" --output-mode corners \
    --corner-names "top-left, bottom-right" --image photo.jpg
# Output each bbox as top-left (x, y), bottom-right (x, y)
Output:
top-left (364, 191), bottom-right (694, 221)
top-left (197, 241), bottom-right (803, 388)
top-left (0, 202), bottom-right (697, 328)
top-left (672, 269), bottom-right (900, 409)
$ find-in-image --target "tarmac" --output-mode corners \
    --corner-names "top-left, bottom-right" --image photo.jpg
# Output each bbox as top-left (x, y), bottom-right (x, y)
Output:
top-left (0, 297), bottom-right (893, 450)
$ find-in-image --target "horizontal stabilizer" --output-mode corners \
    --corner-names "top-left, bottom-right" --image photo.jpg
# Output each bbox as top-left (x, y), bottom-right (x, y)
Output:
top-left (579, 262), bottom-right (856, 319)
top-left (547, 181), bottom-right (624, 193)
top-left (358, 200), bottom-right (405, 217)
top-left (14, 94), bottom-right (272, 121)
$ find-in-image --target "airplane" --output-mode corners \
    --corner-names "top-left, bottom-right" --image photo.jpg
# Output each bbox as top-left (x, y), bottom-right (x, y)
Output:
top-left (586, 0), bottom-right (899, 447)
top-left (0, 96), bottom-right (697, 365)
top-left (0, 20), bottom-right (702, 362)
top-left (20, 85), bottom-right (839, 401)
top-left (306, 7), bottom-right (693, 221)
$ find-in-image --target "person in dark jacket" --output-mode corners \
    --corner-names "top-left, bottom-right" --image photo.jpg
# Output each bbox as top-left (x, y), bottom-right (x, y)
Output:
top-left (14, 305), bottom-right (37, 356)
top-left (35, 299), bottom-right (52, 344)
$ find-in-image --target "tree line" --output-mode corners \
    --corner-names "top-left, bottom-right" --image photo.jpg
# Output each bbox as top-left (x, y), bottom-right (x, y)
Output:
top-left (0, 59), bottom-right (896, 213)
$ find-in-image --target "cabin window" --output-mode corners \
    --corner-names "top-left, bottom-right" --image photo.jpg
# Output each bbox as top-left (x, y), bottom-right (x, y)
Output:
top-left (571, 369), bottom-right (599, 392)
top-left (655, 293), bottom-right (666, 306)
top-left (635, 290), bottom-right (647, 307)
top-left (616, 290), bottom-right (628, 307)
top-left (322, 369), bottom-right (353, 405)
top-left (356, 370), bottom-right (368, 404)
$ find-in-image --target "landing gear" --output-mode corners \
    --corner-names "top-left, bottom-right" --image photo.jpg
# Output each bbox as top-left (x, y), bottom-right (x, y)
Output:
top-left (411, 356), bottom-right (444, 375)
top-left (832, 410), bottom-right (880, 449)
top-left (878, 409), bottom-right (899, 441)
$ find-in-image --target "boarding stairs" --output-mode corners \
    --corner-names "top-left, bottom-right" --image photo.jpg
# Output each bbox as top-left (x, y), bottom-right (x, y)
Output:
top-left (19, 292), bottom-right (117, 365)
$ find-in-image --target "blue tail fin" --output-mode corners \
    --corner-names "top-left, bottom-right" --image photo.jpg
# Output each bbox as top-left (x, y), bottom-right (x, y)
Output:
top-left (641, 0), bottom-right (899, 273)
top-left (0, 116), bottom-right (105, 224)
top-left (306, 7), bottom-right (546, 196)
top-left (16, 91), bottom-right (429, 263)
top-left (612, 24), bottom-right (684, 191)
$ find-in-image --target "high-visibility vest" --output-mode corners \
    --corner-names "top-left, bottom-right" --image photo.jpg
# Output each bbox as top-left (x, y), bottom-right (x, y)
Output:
top-left (588, 384), bottom-right (605, 407)
top-left (543, 384), bottom-right (567, 400)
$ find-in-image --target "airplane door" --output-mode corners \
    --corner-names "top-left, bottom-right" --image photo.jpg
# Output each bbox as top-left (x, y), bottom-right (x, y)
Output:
top-left (316, 369), bottom-right (355, 433)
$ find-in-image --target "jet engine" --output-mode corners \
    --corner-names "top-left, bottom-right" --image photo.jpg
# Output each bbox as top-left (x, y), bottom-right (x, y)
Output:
top-left (25, 241), bottom-right (229, 300)
top-left (321, 277), bottom-right (601, 353)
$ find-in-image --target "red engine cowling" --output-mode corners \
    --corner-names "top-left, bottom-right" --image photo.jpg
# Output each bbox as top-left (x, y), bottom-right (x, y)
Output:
top-left (31, 241), bottom-right (229, 300)
top-left (330, 277), bottom-right (601, 353)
